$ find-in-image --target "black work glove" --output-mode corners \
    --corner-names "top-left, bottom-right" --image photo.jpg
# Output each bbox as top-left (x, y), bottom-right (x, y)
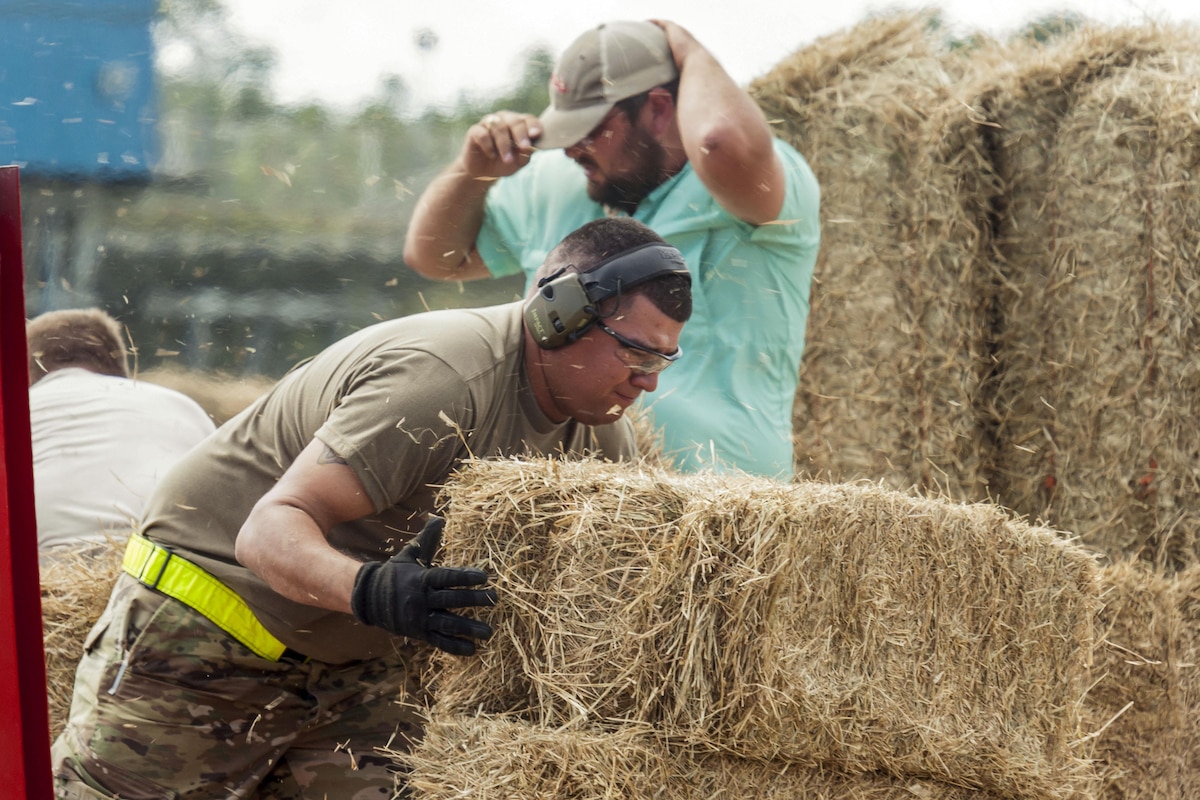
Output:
top-left (350, 516), bottom-right (496, 656)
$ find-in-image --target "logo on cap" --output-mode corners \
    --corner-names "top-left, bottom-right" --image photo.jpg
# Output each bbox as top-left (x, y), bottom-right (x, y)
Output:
top-left (550, 73), bottom-right (568, 94)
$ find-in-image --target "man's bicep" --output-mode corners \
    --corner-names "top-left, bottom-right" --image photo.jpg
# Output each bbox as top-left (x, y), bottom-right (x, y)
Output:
top-left (704, 146), bottom-right (788, 226)
top-left (262, 437), bottom-right (377, 533)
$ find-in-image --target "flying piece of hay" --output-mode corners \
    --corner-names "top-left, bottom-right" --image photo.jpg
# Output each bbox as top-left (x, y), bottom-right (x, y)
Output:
top-left (399, 713), bottom-right (1010, 800)
top-left (428, 457), bottom-right (1101, 799)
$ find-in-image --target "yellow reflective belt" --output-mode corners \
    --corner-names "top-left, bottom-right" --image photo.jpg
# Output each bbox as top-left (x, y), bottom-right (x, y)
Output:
top-left (122, 532), bottom-right (288, 662)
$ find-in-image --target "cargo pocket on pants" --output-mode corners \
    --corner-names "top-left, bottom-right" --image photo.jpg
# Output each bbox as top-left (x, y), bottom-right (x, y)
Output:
top-left (55, 754), bottom-right (177, 800)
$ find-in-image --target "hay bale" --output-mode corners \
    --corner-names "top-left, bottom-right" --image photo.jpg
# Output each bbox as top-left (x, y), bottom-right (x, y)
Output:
top-left (429, 458), bottom-right (1100, 799)
top-left (139, 364), bottom-right (274, 426)
top-left (1085, 562), bottom-right (1200, 799)
top-left (400, 713), bottom-right (1007, 800)
top-left (750, 13), bottom-right (992, 501)
top-left (39, 541), bottom-right (124, 741)
top-left (958, 26), bottom-right (1200, 568)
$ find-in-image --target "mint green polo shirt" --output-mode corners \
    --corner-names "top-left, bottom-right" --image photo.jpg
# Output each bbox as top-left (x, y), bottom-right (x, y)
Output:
top-left (477, 139), bottom-right (820, 478)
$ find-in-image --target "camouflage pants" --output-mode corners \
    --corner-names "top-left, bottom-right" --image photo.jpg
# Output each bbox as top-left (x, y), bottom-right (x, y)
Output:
top-left (51, 574), bottom-right (428, 800)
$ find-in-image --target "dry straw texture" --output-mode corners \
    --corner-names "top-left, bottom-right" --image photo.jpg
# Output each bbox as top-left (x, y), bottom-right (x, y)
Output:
top-left (750, 13), bottom-right (993, 502)
top-left (399, 714), bottom-right (1008, 800)
top-left (35, 473), bottom-right (1200, 800)
top-left (755, 16), bottom-right (1200, 571)
top-left (1086, 562), bottom-right (1200, 799)
top-left (957, 28), bottom-right (1200, 569)
top-left (39, 541), bottom-right (125, 741)
top-left (428, 457), bottom-right (1100, 799)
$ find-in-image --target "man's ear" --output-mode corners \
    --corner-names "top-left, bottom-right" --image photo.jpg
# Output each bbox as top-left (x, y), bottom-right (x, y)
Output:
top-left (643, 88), bottom-right (677, 137)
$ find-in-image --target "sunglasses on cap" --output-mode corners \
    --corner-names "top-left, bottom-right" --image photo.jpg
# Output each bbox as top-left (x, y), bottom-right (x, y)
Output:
top-left (595, 321), bottom-right (681, 375)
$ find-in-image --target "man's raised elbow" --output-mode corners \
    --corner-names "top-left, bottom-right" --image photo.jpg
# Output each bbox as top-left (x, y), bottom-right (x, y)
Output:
top-left (403, 242), bottom-right (440, 280)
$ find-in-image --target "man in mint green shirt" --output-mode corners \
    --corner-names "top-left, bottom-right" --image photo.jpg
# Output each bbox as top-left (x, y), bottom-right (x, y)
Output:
top-left (405, 19), bottom-right (820, 478)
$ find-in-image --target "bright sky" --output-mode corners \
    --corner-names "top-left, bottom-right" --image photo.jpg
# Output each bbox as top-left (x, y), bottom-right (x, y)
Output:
top-left (220, 0), bottom-right (1198, 111)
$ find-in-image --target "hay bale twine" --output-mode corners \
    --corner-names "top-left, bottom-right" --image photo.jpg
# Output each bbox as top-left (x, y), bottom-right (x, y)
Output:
top-left (428, 458), bottom-right (1100, 799)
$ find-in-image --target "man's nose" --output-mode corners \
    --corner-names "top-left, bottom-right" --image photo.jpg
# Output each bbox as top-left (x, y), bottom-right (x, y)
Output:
top-left (629, 371), bottom-right (659, 392)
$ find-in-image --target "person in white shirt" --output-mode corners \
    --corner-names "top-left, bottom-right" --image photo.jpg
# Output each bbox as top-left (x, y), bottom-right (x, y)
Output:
top-left (27, 308), bottom-right (215, 551)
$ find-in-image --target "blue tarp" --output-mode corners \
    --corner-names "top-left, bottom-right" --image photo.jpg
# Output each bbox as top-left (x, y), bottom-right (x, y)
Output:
top-left (0, 0), bottom-right (158, 180)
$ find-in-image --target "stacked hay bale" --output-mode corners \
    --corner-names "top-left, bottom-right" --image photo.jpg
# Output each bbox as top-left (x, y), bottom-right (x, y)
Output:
top-left (760, 16), bottom-right (1200, 569)
top-left (1086, 562), bottom-right (1200, 799)
top-left (140, 364), bottom-right (275, 426)
top-left (402, 714), bottom-right (1008, 800)
top-left (36, 463), bottom-right (1200, 800)
top-left (39, 542), bottom-right (124, 741)
top-left (949, 26), bottom-right (1200, 569)
top-left (403, 458), bottom-right (1101, 799)
top-left (749, 13), bottom-right (993, 502)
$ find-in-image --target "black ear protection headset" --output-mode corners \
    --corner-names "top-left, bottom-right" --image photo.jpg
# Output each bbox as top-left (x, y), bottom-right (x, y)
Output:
top-left (524, 242), bottom-right (690, 349)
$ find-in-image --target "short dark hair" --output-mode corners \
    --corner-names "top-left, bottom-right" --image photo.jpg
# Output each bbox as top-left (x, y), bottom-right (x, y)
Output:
top-left (27, 308), bottom-right (130, 385)
top-left (541, 217), bottom-right (692, 323)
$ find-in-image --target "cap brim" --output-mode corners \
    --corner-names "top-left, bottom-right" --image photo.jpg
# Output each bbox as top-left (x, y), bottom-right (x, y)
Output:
top-left (534, 102), bottom-right (613, 150)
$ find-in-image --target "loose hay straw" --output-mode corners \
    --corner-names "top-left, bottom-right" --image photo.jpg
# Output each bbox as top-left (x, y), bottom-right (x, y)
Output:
top-left (398, 713), bottom-right (1010, 800)
top-left (426, 457), bottom-right (1101, 800)
top-left (1086, 562), bottom-right (1200, 799)
top-left (750, 13), bottom-right (993, 501)
top-left (39, 541), bottom-right (125, 741)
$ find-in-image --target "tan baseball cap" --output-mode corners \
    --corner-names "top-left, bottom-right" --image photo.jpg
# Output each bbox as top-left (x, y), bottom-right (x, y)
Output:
top-left (536, 20), bottom-right (679, 150)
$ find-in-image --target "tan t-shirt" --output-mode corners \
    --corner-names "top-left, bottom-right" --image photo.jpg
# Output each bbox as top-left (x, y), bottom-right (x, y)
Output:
top-left (141, 302), bottom-right (635, 662)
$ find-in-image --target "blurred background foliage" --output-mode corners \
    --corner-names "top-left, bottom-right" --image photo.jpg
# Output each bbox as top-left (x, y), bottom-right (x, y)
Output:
top-left (21, 0), bottom-right (548, 376)
top-left (17, 0), bottom-right (1083, 379)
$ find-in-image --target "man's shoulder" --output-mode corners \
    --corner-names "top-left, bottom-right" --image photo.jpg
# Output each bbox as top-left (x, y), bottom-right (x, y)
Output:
top-left (338, 302), bottom-right (524, 382)
top-left (121, 380), bottom-right (215, 428)
top-left (29, 366), bottom-right (105, 390)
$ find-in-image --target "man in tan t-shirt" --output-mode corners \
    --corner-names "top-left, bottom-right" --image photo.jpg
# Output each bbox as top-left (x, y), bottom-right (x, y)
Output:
top-left (51, 217), bottom-right (692, 800)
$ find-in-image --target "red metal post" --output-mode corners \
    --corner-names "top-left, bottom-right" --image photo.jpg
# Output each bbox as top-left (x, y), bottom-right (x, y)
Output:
top-left (0, 165), bottom-right (54, 798)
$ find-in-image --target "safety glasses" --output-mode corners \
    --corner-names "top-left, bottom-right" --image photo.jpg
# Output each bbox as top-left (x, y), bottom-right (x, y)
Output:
top-left (596, 321), bottom-right (681, 375)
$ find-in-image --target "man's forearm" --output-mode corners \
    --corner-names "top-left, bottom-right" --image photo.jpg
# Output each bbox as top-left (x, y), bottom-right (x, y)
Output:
top-left (403, 161), bottom-right (494, 281)
top-left (236, 503), bottom-right (361, 614)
